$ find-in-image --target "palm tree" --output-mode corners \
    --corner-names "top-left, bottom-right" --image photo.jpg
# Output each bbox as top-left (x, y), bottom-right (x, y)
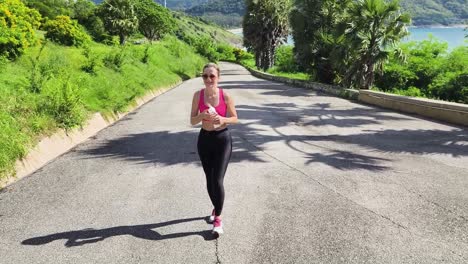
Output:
top-left (243, 0), bottom-right (292, 71)
top-left (98, 0), bottom-right (139, 45)
top-left (290, 0), bottom-right (351, 84)
top-left (345, 0), bottom-right (410, 89)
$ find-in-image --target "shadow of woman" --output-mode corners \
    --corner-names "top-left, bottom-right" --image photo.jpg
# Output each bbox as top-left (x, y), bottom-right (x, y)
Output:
top-left (22, 217), bottom-right (216, 247)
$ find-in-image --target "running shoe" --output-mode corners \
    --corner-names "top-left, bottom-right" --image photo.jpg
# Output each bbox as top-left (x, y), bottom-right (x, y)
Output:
top-left (212, 216), bottom-right (223, 235)
top-left (209, 209), bottom-right (215, 223)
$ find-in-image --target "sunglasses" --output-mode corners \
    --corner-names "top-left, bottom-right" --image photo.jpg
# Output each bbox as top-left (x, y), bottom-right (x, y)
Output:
top-left (202, 74), bottom-right (217, 80)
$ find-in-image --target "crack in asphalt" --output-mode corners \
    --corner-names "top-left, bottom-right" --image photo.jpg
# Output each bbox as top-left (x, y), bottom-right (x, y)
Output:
top-left (238, 132), bottom-right (409, 221)
top-left (238, 133), bottom-right (409, 230)
top-left (215, 238), bottom-right (221, 264)
top-left (237, 134), bottom-right (468, 261)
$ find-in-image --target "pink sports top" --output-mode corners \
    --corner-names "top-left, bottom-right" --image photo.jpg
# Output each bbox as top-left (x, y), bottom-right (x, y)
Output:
top-left (199, 88), bottom-right (227, 118)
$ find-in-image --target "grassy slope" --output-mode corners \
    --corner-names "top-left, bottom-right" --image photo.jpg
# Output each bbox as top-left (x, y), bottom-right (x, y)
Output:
top-left (0, 13), bottom-right (241, 181)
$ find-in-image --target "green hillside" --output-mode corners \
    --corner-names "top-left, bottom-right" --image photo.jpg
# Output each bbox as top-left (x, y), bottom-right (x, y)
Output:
top-left (185, 0), bottom-right (244, 28)
top-left (182, 0), bottom-right (466, 27)
top-left (0, 0), bottom-right (241, 181)
top-left (400, 0), bottom-right (467, 25)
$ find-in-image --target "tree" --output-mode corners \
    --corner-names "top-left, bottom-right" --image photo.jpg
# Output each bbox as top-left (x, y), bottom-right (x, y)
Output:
top-left (0, 0), bottom-right (41, 59)
top-left (24, 0), bottom-right (72, 20)
top-left (243, 0), bottom-right (291, 71)
top-left (44, 15), bottom-right (91, 46)
top-left (134, 0), bottom-right (175, 43)
top-left (98, 0), bottom-right (138, 45)
top-left (344, 0), bottom-right (410, 89)
top-left (71, 0), bottom-right (107, 42)
top-left (290, 0), bottom-right (351, 83)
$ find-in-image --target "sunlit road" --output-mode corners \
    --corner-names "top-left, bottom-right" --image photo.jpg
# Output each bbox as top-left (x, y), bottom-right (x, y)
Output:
top-left (1, 62), bottom-right (467, 263)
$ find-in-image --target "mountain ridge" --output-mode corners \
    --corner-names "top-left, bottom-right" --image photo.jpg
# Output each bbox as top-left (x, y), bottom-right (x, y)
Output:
top-left (91, 0), bottom-right (466, 26)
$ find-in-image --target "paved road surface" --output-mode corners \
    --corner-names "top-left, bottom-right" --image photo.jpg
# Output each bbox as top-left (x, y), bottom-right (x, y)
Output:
top-left (1, 62), bottom-right (467, 263)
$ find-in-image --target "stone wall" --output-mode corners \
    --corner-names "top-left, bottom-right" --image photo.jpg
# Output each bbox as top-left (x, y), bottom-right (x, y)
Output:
top-left (247, 67), bottom-right (468, 127)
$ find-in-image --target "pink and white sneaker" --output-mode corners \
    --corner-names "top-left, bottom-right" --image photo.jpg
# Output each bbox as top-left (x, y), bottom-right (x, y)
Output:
top-left (212, 216), bottom-right (223, 235)
top-left (209, 209), bottom-right (215, 223)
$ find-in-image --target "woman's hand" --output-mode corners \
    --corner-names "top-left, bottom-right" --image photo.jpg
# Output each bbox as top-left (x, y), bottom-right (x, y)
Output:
top-left (212, 115), bottom-right (225, 125)
top-left (200, 110), bottom-right (217, 121)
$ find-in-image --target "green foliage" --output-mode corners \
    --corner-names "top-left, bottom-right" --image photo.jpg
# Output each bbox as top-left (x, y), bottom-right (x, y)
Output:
top-left (43, 15), bottom-right (91, 46)
top-left (290, 0), bottom-right (351, 83)
top-left (215, 43), bottom-right (235, 61)
top-left (97, 0), bottom-right (139, 45)
top-left (0, 110), bottom-right (28, 177)
top-left (233, 48), bottom-right (253, 62)
top-left (134, 0), bottom-right (176, 42)
top-left (375, 40), bottom-right (467, 103)
top-left (71, 0), bottom-right (107, 42)
top-left (24, 0), bottom-right (72, 20)
top-left (374, 61), bottom-right (416, 91)
top-left (428, 71), bottom-right (468, 104)
top-left (244, 0), bottom-right (292, 70)
top-left (0, 35), bottom-right (206, 180)
top-left (81, 45), bottom-right (100, 74)
top-left (274, 45), bottom-right (298, 73)
top-left (291, 0), bottom-right (411, 89)
top-left (391, 86), bottom-right (425, 97)
top-left (40, 77), bottom-right (86, 128)
top-left (0, 0), bottom-right (41, 59)
top-left (183, 35), bottom-right (224, 62)
top-left (103, 47), bottom-right (126, 71)
top-left (342, 0), bottom-right (411, 89)
top-left (172, 11), bottom-right (242, 48)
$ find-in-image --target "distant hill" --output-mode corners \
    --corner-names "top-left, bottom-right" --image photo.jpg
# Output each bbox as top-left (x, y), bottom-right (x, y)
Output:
top-left (400, 0), bottom-right (467, 26)
top-left (184, 0), bottom-right (243, 28)
top-left (91, 1), bottom-right (208, 10)
top-left (182, 0), bottom-right (466, 27)
top-left (91, 0), bottom-right (466, 27)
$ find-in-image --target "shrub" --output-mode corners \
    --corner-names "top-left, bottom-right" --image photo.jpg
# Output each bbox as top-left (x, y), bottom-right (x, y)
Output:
top-left (0, 0), bottom-right (41, 59)
top-left (392, 86), bottom-right (424, 97)
top-left (233, 48), bottom-right (253, 62)
top-left (43, 15), bottom-right (91, 47)
top-left (428, 71), bottom-right (468, 104)
top-left (375, 62), bottom-right (416, 91)
top-left (274, 45), bottom-right (298, 72)
top-left (216, 43), bottom-right (235, 61)
top-left (103, 48), bottom-right (126, 71)
top-left (41, 77), bottom-right (86, 129)
top-left (81, 46), bottom-right (100, 74)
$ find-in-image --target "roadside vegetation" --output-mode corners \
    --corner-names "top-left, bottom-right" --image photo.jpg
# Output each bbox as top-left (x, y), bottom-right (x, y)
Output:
top-left (0, 0), bottom-right (240, 180)
top-left (241, 0), bottom-right (467, 103)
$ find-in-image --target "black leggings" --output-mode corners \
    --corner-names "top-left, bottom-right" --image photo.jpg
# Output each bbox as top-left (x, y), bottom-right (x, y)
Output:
top-left (197, 128), bottom-right (232, 216)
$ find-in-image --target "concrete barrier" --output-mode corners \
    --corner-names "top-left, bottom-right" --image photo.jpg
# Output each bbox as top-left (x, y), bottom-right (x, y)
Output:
top-left (359, 90), bottom-right (468, 126)
top-left (247, 67), bottom-right (359, 100)
top-left (247, 66), bottom-right (468, 127)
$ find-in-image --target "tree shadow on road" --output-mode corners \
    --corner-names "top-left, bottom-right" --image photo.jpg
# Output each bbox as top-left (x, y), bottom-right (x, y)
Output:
top-left (79, 93), bottom-right (466, 173)
top-left (231, 102), bottom-right (467, 171)
top-left (78, 130), bottom-right (266, 166)
top-left (22, 217), bottom-right (216, 247)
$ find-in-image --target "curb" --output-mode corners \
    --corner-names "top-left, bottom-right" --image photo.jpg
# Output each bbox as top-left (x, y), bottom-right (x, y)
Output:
top-left (245, 65), bottom-right (467, 127)
top-left (0, 81), bottom-right (182, 189)
top-left (245, 66), bottom-right (359, 100)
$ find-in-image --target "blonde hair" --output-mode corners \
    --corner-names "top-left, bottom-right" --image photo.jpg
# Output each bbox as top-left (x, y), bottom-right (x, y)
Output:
top-left (203, 62), bottom-right (220, 77)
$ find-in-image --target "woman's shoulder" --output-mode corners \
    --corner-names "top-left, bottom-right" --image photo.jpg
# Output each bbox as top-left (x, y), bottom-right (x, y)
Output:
top-left (193, 89), bottom-right (204, 97)
top-left (220, 88), bottom-right (232, 100)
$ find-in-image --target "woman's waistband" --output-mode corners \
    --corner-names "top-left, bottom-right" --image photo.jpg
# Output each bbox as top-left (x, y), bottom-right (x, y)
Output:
top-left (200, 127), bottom-right (228, 135)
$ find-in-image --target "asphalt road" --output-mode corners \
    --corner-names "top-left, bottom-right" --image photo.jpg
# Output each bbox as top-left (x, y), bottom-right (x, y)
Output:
top-left (1, 62), bottom-right (467, 264)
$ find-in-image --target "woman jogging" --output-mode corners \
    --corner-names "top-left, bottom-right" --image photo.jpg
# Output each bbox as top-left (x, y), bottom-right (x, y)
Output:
top-left (190, 63), bottom-right (238, 235)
